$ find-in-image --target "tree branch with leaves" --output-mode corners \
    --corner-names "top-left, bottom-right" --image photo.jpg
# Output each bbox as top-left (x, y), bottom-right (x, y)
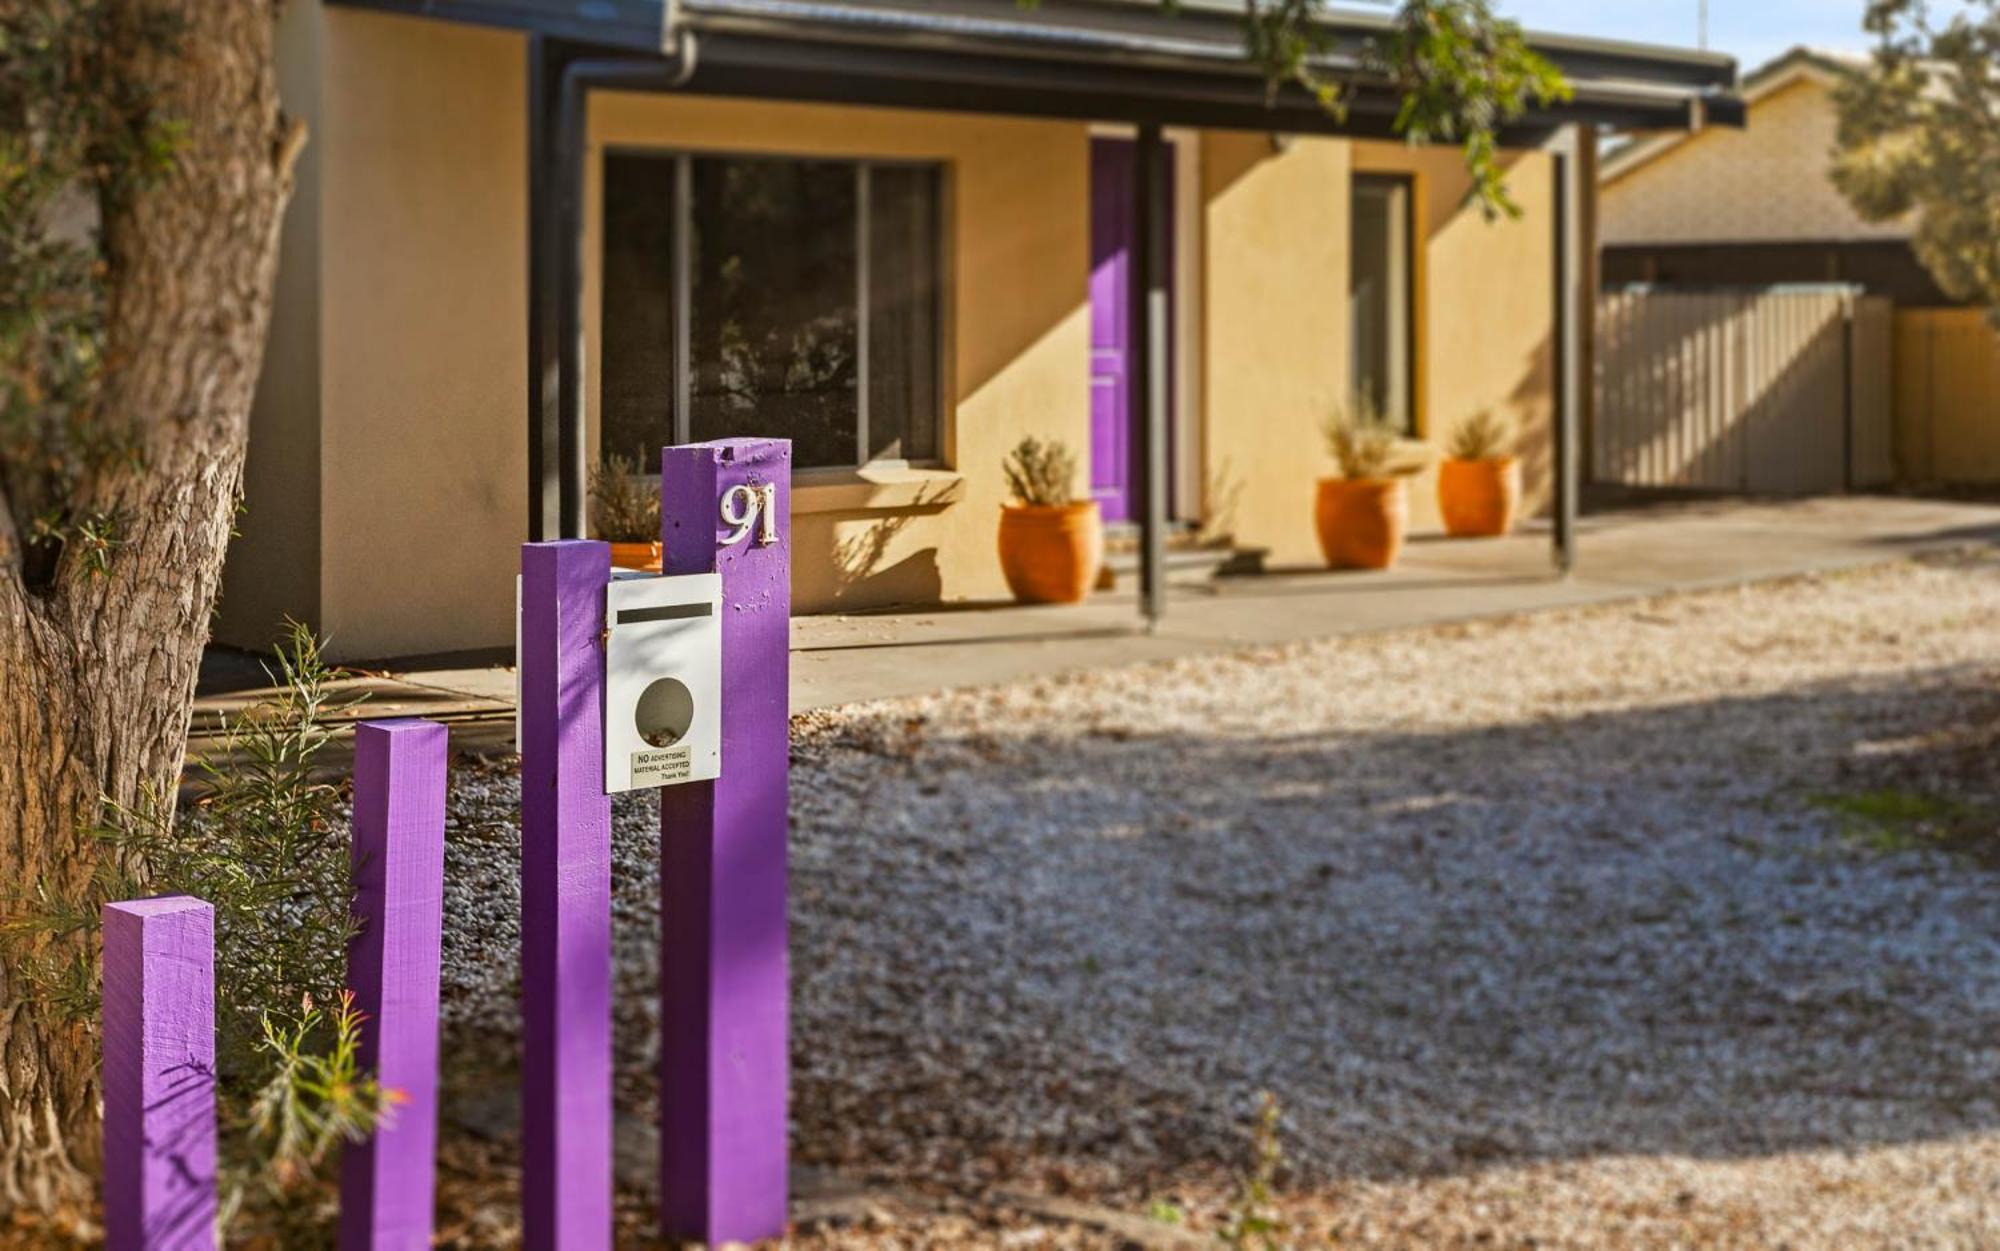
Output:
top-left (1833, 0), bottom-right (2000, 319)
top-left (1241, 0), bottom-right (1572, 217)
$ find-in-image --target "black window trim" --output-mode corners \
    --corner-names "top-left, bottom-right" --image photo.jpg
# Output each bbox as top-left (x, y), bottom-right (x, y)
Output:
top-left (1351, 170), bottom-right (1418, 437)
top-left (600, 142), bottom-right (950, 472)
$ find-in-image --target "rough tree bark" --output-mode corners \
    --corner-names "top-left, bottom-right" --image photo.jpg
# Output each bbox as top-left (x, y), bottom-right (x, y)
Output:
top-left (0, 0), bottom-right (296, 1217)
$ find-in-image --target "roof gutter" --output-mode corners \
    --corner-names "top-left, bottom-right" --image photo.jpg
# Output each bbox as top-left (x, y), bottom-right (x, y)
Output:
top-left (548, 32), bottom-right (699, 537)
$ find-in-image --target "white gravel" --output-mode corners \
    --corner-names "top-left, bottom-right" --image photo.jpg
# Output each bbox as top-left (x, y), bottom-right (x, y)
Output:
top-left (438, 552), bottom-right (2000, 1247)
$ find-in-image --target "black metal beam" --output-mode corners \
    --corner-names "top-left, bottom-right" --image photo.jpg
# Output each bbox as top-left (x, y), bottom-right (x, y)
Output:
top-left (1551, 130), bottom-right (1582, 576)
top-left (1131, 123), bottom-right (1170, 628)
top-left (672, 31), bottom-right (1695, 137)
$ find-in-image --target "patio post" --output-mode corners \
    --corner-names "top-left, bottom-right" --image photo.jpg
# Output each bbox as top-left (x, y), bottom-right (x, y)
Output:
top-left (1132, 122), bottom-right (1171, 626)
top-left (1551, 124), bottom-right (1584, 575)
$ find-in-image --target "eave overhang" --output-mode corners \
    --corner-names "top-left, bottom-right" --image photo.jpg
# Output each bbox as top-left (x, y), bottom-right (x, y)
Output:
top-left (335, 0), bottom-right (1742, 137)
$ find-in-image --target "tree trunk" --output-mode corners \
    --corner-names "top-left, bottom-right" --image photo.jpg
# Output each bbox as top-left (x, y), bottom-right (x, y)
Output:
top-left (0, 0), bottom-right (295, 1219)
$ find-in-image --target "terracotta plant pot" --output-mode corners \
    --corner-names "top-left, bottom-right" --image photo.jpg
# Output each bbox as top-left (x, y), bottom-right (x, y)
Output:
top-left (1315, 477), bottom-right (1408, 570)
top-left (1437, 456), bottom-right (1522, 538)
top-left (608, 540), bottom-right (662, 573)
top-left (997, 501), bottom-right (1103, 604)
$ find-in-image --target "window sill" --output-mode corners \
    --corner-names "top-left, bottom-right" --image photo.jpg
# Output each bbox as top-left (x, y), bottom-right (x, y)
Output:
top-left (793, 465), bottom-right (965, 515)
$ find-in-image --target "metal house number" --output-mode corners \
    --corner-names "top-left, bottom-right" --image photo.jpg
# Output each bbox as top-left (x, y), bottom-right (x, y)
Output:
top-left (719, 482), bottom-right (778, 548)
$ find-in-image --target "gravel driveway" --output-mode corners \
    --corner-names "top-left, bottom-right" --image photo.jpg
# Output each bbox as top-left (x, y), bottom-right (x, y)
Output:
top-left (440, 553), bottom-right (2000, 1247)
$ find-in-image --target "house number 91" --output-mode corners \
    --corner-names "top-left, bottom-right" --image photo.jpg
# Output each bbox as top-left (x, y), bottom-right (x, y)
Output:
top-left (719, 482), bottom-right (778, 548)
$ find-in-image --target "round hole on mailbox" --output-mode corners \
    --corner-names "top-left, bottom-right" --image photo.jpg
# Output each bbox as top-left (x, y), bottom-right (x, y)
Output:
top-left (634, 677), bottom-right (696, 749)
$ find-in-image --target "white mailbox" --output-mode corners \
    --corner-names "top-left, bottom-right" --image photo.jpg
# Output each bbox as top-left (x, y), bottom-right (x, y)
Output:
top-left (603, 570), bottom-right (722, 793)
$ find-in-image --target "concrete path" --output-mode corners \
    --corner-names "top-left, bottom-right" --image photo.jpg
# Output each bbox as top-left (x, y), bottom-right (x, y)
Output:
top-left (190, 493), bottom-right (2000, 756)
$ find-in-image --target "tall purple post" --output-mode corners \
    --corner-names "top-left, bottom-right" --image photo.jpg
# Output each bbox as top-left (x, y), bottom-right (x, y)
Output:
top-left (102, 896), bottom-right (217, 1251)
top-left (658, 438), bottom-right (792, 1243)
top-left (519, 540), bottom-right (614, 1248)
top-left (341, 719), bottom-right (448, 1250)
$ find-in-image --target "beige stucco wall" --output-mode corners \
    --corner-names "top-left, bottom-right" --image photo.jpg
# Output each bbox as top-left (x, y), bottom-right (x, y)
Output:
top-left (231, 8), bottom-right (530, 660)
top-left (1200, 134), bottom-right (1555, 565)
top-left (228, 5), bottom-right (1566, 657)
top-left (1602, 77), bottom-right (1908, 246)
top-left (1359, 141), bottom-right (1557, 528)
top-left (217, 0), bottom-right (325, 650)
top-left (583, 94), bottom-right (1090, 615)
top-left (1199, 133), bottom-right (1351, 568)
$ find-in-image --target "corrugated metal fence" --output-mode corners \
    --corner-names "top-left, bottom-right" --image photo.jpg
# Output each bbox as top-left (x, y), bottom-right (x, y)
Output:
top-left (1595, 285), bottom-right (1894, 494)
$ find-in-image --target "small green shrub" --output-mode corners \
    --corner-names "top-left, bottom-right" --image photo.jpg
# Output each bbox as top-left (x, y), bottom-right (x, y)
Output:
top-left (1002, 436), bottom-right (1081, 506)
top-left (589, 453), bottom-right (660, 542)
top-left (0, 623), bottom-right (396, 1237)
top-left (1322, 397), bottom-right (1400, 480)
top-left (1221, 1091), bottom-right (1288, 1250)
top-left (1448, 408), bottom-right (1513, 461)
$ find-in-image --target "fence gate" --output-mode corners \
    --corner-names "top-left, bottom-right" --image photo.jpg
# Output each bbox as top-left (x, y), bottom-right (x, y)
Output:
top-left (1594, 285), bottom-right (1893, 494)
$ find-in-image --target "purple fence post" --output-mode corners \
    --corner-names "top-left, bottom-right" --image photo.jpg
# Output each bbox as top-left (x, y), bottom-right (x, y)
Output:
top-left (340, 719), bottom-right (449, 1250)
top-left (102, 896), bottom-right (217, 1251)
top-left (658, 438), bottom-right (792, 1244)
top-left (519, 539), bottom-right (615, 1249)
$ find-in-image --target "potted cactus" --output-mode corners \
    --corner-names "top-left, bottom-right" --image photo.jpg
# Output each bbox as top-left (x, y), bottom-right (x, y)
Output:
top-left (997, 436), bottom-right (1102, 603)
top-left (1437, 409), bottom-right (1521, 538)
top-left (1316, 399), bottom-right (1415, 570)
top-left (589, 454), bottom-right (662, 572)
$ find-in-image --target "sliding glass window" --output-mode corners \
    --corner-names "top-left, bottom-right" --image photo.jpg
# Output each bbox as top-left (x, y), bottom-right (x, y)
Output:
top-left (1350, 173), bottom-right (1415, 435)
top-left (600, 151), bottom-right (944, 472)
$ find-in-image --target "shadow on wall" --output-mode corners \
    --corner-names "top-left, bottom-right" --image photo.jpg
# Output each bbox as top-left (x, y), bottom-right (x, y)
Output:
top-left (1508, 331), bottom-right (1554, 516)
top-left (784, 659), bottom-right (2000, 1190)
top-left (815, 485), bottom-right (952, 611)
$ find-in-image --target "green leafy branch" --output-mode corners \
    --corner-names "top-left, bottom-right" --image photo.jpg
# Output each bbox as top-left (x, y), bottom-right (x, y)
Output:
top-left (0, 622), bottom-right (395, 1236)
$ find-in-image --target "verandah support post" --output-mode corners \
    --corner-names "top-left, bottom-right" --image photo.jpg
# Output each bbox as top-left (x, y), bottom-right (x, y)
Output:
top-left (340, 719), bottom-right (449, 1251)
top-left (1551, 124), bottom-right (1584, 575)
top-left (102, 897), bottom-right (217, 1251)
top-left (657, 438), bottom-right (792, 1244)
top-left (1132, 122), bottom-right (1171, 628)
top-left (520, 539), bottom-right (615, 1248)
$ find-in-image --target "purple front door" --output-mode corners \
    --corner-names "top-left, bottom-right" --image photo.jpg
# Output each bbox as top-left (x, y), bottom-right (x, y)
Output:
top-left (1090, 137), bottom-right (1174, 523)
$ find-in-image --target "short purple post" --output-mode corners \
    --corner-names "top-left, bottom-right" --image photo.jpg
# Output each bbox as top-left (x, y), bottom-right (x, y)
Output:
top-left (519, 540), bottom-right (614, 1249)
top-left (340, 719), bottom-right (448, 1250)
top-left (102, 896), bottom-right (217, 1251)
top-left (658, 438), bottom-right (792, 1243)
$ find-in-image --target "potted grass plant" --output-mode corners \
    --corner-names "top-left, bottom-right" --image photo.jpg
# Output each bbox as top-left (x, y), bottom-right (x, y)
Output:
top-left (1316, 398), bottom-right (1414, 570)
top-left (589, 453), bottom-right (662, 572)
top-left (1437, 408), bottom-right (1521, 538)
top-left (997, 435), bottom-right (1103, 603)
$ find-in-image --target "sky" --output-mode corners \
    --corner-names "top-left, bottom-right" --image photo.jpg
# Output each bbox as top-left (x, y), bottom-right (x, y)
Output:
top-left (1495, 1), bottom-right (1874, 74)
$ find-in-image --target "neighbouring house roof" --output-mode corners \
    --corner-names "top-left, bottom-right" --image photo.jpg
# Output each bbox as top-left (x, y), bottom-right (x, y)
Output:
top-left (1597, 44), bottom-right (1910, 249)
top-left (1601, 45), bottom-right (1862, 185)
top-left (329, 0), bottom-right (1742, 138)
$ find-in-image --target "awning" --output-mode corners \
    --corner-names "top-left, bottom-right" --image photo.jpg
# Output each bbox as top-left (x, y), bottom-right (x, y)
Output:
top-left (333, 0), bottom-right (1743, 137)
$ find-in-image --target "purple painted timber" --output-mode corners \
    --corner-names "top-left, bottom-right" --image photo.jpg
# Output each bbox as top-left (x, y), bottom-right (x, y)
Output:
top-left (340, 719), bottom-right (449, 1251)
top-left (657, 438), bottom-right (792, 1244)
top-left (102, 896), bottom-right (217, 1251)
top-left (1090, 136), bottom-right (1176, 523)
top-left (519, 540), bottom-right (614, 1249)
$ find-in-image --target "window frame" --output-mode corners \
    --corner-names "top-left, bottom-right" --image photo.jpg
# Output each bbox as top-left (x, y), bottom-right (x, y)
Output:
top-left (1349, 171), bottom-right (1419, 437)
top-left (599, 144), bottom-right (950, 474)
